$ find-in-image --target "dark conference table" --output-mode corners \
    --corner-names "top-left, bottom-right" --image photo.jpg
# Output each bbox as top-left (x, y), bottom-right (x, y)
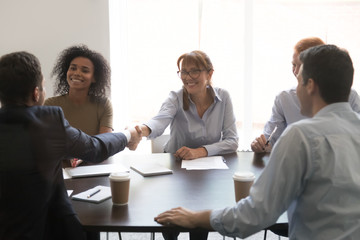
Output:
top-left (65, 151), bottom-right (287, 233)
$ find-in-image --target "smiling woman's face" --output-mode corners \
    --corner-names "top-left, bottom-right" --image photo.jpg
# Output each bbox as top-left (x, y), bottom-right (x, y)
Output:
top-left (66, 57), bottom-right (95, 91)
top-left (180, 61), bottom-right (211, 95)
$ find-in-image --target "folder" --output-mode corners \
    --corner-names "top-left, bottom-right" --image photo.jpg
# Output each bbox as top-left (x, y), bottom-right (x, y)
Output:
top-left (130, 162), bottom-right (172, 177)
top-left (64, 164), bottom-right (129, 178)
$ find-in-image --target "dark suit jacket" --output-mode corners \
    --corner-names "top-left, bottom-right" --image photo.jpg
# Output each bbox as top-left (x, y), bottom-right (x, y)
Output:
top-left (0, 105), bottom-right (127, 240)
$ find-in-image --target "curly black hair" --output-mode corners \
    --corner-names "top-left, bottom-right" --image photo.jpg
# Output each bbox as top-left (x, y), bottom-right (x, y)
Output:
top-left (52, 44), bottom-right (111, 99)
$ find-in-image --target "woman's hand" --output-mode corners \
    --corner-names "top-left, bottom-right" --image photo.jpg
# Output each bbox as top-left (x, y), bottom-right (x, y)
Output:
top-left (70, 158), bottom-right (83, 168)
top-left (250, 134), bottom-right (272, 153)
top-left (174, 147), bottom-right (208, 160)
top-left (127, 126), bottom-right (143, 150)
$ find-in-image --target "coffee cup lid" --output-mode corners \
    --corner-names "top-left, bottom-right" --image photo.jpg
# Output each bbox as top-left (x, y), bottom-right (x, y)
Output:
top-left (109, 172), bottom-right (130, 181)
top-left (233, 171), bottom-right (255, 181)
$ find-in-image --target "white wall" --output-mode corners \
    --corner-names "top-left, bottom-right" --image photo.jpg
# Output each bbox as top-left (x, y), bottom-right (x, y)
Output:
top-left (0, 0), bottom-right (110, 97)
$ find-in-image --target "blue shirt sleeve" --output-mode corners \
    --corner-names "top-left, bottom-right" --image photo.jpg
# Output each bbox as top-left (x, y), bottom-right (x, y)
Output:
top-left (210, 125), bottom-right (308, 238)
top-left (349, 89), bottom-right (360, 113)
top-left (263, 92), bottom-right (287, 146)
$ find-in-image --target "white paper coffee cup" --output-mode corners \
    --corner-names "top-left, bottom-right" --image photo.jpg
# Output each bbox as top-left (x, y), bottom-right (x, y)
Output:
top-left (109, 172), bottom-right (130, 205)
top-left (233, 171), bottom-right (255, 202)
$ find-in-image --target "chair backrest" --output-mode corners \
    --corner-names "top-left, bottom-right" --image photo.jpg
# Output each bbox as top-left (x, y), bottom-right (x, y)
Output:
top-left (151, 134), bottom-right (170, 153)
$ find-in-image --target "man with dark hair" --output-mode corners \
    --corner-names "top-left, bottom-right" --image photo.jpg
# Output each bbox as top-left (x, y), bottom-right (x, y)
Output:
top-left (155, 45), bottom-right (360, 239)
top-left (300, 45), bottom-right (353, 104)
top-left (0, 51), bottom-right (141, 240)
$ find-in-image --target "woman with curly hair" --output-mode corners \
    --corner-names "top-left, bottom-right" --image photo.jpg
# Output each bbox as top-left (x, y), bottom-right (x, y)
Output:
top-left (45, 45), bottom-right (113, 167)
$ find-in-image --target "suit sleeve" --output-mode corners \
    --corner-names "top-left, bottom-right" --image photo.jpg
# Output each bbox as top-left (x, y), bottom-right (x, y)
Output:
top-left (59, 108), bottom-right (127, 163)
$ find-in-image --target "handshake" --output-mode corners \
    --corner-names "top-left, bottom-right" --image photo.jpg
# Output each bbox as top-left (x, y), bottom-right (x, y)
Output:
top-left (126, 125), bottom-right (144, 151)
top-left (71, 125), bottom-right (145, 168)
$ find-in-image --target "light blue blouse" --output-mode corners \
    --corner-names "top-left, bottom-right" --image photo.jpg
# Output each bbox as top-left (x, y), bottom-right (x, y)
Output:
top-left (211, 103), bottom-right (360, 239)
top-left (145, 86), bottom-right (239, 155)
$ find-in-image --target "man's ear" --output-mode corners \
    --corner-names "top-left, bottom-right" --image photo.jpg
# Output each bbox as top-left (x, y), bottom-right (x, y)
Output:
top-left (33, 86), bottom-right (40, 102)
top-left (306, 78), bottom-right (317, 96)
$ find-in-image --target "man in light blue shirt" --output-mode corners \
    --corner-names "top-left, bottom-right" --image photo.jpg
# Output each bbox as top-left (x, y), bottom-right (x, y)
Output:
top-left (251, 37), bottom-right (360, 152)
top-left (154, 45), bottom-right (360, 239)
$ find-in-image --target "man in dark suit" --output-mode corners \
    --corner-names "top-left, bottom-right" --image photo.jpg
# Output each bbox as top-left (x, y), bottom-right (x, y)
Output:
top-left (0, 51), bottom-right (141, 240)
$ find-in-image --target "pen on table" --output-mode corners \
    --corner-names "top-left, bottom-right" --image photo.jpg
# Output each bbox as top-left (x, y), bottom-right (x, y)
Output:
top-left (87, 189), bottom-right (101, 198)
top-left (265, 126), bottom-right (278, 147)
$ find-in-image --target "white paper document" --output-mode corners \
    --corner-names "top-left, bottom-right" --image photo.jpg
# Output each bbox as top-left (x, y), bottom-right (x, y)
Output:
top-left (181, 156), bottom-right (228, 170)
top-left (63, 168), bottom-right (72, 179)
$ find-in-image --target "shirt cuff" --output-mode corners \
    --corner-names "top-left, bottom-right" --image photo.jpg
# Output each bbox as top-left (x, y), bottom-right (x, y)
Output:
top-left (204, 145), bottom-right (216, 156)
top-left (120, 130), bottom-right (131, 143)
top-left (210, 209), bottom-right (227, 235)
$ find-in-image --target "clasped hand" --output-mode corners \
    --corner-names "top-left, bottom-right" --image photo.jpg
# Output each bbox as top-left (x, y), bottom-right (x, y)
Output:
top-left (251, 134), bottom-right (272, 153)
top-left (127, 125), bottom-right (143, 150)
top-left (174, 146), bottom-right (208, 160)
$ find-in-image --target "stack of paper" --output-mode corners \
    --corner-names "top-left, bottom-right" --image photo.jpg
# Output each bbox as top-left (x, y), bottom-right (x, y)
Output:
top-left (181, 156), bottom-right (228, 170)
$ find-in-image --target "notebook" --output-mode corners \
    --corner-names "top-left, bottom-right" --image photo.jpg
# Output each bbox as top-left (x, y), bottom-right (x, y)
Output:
top-left (64, 164), bottom-right (129, 178)
top-left (130, 162), bottom-right (172, 177)
top-left (71, 185), bottom-right (111, 203)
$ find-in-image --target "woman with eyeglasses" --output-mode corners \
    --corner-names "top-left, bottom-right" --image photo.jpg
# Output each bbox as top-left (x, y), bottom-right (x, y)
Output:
top-left (140, 50), bottom-right (238, 161)
top-left (139, 50), bottom-right (238, 239)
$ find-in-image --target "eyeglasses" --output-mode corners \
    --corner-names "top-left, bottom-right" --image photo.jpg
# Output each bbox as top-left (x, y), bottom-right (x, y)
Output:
top-left (177, 69), bottom-right (206, 80)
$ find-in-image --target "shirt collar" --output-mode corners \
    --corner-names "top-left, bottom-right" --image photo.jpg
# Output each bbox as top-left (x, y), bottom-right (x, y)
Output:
top-left (211, 86), bottom-right (222, 102)
top-left (186, 85), bottom-right (222, 103)
top-left (314, 102), bottom-right (352, 118)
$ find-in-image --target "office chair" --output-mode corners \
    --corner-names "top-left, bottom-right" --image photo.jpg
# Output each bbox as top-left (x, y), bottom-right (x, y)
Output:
top-left (151, 134), bottom-right (170, 153)
top-left (263, 223), bottom-right (288, 240)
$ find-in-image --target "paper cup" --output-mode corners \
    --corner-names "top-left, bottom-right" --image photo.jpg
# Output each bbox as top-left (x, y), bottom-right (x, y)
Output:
top-left (233, 171), bottom-right (255, 202)
top-left (109, 172), bottom-right (130, 205)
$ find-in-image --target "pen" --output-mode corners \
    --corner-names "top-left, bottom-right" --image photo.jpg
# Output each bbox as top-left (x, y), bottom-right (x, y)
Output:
top-left (265, 126), bottom-right (278, 146)
top-left (87, 189), bottom-right (101, 198)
